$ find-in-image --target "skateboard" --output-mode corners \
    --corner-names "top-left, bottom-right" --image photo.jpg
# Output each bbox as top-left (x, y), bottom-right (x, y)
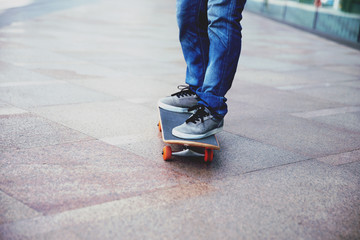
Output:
top-left (158, 107), bottom-right (220, 162)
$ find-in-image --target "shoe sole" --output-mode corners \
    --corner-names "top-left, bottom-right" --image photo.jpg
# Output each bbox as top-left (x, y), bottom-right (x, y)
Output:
top-left (158, 101), bottom-right (190, 113)
top-left (172, 126), bottom-right (223, 140)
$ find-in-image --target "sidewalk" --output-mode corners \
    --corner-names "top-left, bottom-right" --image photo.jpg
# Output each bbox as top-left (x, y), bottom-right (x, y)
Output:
top-left (0, 0), bottom-right (359, 239)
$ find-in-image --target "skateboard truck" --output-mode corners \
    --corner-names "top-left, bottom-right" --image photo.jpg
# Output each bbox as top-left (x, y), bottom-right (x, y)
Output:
top-left (162, 145), bottom-right (214, 162)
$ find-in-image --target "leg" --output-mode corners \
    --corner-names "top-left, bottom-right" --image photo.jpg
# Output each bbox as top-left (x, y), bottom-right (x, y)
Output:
top-left (177, 0), bottom-right (209, 90)
top-left (157, 0), bottom-right (209, 114)
top-left (196, 0), bottom-right (246, 118)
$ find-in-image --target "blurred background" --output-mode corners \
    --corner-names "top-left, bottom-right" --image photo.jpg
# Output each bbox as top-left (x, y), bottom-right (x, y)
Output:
top-left (245, 0), bottom-right (360, 48)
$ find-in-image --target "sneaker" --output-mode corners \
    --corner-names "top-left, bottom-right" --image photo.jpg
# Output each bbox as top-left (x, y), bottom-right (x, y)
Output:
top-left (172, 104), bottom-right (223, 139)
top-left (158, 85), bottom-right (199, 113)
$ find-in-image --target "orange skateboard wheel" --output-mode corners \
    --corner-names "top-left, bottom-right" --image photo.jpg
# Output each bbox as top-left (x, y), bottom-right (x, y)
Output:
top-left (204, 149), bottom-right (213, 162)
top-left (162, 146), bottom-right (172, 161)
top-left (158, 121), bottom-right (162, 132)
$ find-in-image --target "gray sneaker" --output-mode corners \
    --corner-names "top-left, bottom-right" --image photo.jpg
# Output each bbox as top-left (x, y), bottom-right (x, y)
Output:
top-left (172, 105), bottom-right (223, 139)
top-left (158, 85), bottom-right (199, 113)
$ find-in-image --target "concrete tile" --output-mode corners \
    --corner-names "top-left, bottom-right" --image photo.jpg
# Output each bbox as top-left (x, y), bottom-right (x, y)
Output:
top-left (340, 80), bottom-right (360, 88)
top-left (228, 87), bottom-right (345, 113)
top-left (323, 65), bottom-right (360, 77)
top-left (339, 161), bottom-right (360, 181)
top-left (291, 106), bottom-right (360, 119)
top-left (1, 1), bottom-right (359, 239)
top-left (0, 229), bottom-right (81, 240)
top-left (0, 49), bottom-right (83, 67)
top-left (0, 139), bottom-right (150, 167)
top-left (32, 68), bottom-right (101, 80)
top-left (238, 55), bottom-right (307, 72)
top-left (0, 61), bottom-right (55, 83)
top-left (0, 182), bottom-right (213, 239)
top-left (0, 82), bottom-right (115, 108)
top-left (301, 49), bottom-right (360, 67)
top-left (227, 113), bottom-right (360, 158)
top-left (309, 111), bottom-right (360, 133)
top-left (0, 106), bottom-right (28, 116)
top-left (0, 140), bottom-right (195, 215)
top-left (225, 101), bottom-right (273, 121)
top-left (0, 191), bottom-right (41, 224)
top-left (317, 150), bottom-right (360, 166)
top-left (0, 113), bottom-right (92, 151)
top-left (0, 40), bottom-right (30, 49)
top-left (58, 49), bottom-right (184, 75)
top-left (234, 68), bottom-right (357, 89)
top-left (30, 230), bottom-right (81, 240)
top-left (116, 131), bottom-right (307, 181)
top-left (50, 161), bottom-right (360, 240)
top-left (293, 85), bottom-right (360, 105)
top-left (32, 100), bottom-right (159, 139)
top-left (0, 49), bottom-right (129, 79)
top-left (63, 76), bottom-right (176, 104)
top-left (0, 101), bottom-right (9, 108)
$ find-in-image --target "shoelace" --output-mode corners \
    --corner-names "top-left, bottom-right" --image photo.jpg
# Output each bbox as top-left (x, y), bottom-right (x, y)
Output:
top-left (186, 105), bottom-right (210, 124)
top-left (171, 85), bottom-right (195, 98)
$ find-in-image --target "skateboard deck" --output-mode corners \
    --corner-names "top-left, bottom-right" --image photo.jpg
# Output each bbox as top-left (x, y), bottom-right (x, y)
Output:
top-left (158, 107), bottom-right (220, 162)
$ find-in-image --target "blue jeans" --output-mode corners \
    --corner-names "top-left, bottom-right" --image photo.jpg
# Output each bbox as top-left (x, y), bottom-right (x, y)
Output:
top-left (177, 0), bottom-right (246, 118)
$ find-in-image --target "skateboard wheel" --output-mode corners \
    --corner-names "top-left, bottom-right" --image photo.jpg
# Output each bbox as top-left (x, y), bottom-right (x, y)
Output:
top-left (204, 149), bottom-right (213, 162)
top-left (158, 121), bottom-right (162, 132)
top-left (162, 146), bottom-right (172, 161)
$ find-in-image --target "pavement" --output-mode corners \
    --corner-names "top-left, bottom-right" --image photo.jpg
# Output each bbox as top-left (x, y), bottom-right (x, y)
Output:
top-left (0, 0), bottom-right (359, 239)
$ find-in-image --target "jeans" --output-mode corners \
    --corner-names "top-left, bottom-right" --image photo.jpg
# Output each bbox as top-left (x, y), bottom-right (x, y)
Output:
top-left (176, 0), bottom-right (246, 118)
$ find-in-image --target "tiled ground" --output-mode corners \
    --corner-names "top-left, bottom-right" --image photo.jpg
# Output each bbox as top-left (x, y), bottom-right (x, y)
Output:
top-left (0, 0), bottom-right (359, 239)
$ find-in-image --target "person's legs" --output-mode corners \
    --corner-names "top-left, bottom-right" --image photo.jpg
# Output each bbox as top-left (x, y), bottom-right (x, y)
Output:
top-left (196, 0), bottom-right (246, 119)
top-left (172, 0), bottom-right (246, 139)
top-left (177, 0), bottom-right (209, 90)
top-left (160, 0), bottom-right (246, 139)
top-left (157, 0), bottom-right (208, 113)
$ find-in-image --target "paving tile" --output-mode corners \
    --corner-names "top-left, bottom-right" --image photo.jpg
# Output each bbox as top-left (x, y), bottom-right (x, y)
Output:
top-left (0, 82), bottom-right (115, 108)
top-left (72, 161), bottom-right (358, 240)
top-left (0, 113), bottom-right (92, 151)
top-left (0, 106), bottom-right (28, 116)
top-left (32, 68), bottom-right (101, 80)
top-left (0, 40), bottom-right (30, 49)
top-left (309, 111), bottom-right (360, 133)
top-left (317, 150), bottom-right (360, 166)
top-left (31, 230), bottom-right (81, 240)
top-left (0, 49), bottom-right (129, 79)
top-left (227, 113), bottom-right (360, 158)
top-left (32, 100), bottom-right (159, 139)
top-left (292, 84), bottom-right (360, 105)
top-left (323, 65), bottom-right (360, 77)
top-left (339, 161), bottom-right (360, 182)
top-left (225, 100), bottom-right (273, 121)
top-left (0, 191), bottom-right (41, 225)
top-left (291, 106), bottom-right (360, 119)
top-left (63, 76), bottom-right (177, 104)
top-left (0, 49), bottom-right (83, 67)
top-left (227, 86), bottom-right (345, 113)
top-left (113, 131), bottom-right (307, 181)
top-left (0, 182), bottom-right (214, 239)
top-left (292, 107), bottom-right (360, 133)
top-left (339, 80), bottom-right (360, 88)
top-left (0, 140), bottom-right (195, 215)
top-left (301, 48), bottom-right (360, 67)
top-left (0, 61), bottom-right (55, 83)
top-left (1, 0), bottom-right (359, 239)
top-left (234, 68), bottom-right (358, 89)
top-left (8, 160), bottom-right (356, 240)
top-left (238, 55), bottom-right (307, 72)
